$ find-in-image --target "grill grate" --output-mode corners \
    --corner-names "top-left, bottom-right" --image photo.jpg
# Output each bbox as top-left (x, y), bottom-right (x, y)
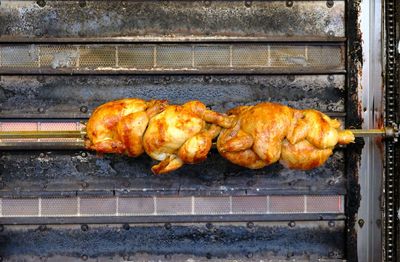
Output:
top-left (0, 44), bottom-right (345, 73)
top-left (0, 195), bottom-right (344, 217)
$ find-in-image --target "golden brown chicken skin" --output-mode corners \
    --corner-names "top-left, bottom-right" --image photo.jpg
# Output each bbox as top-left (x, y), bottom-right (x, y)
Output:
top-left (143, 100), bottom-right (233, 174)
top-left (217, 103), bottom-right (354, 170)
top-left (279, 109), bottom-right (354, 169)
top-left (85, 98), bottom-right (168, 156)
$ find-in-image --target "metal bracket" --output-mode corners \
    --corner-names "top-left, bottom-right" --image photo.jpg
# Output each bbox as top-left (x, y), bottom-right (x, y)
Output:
top-left (384, 124), bottom-right (399, 142)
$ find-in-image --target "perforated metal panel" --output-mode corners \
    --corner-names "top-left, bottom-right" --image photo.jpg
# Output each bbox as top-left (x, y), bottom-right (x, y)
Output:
top-left (118, 197), bottom-right (154, 215)
top-left (0, 196), bottom-right (344, 217)
top-left (80, 197), bottom-right (117, 216)
top-left (307, 195), bottom-right (344, 213)
top-left (157, 45), bottom-right (192, 68)
top-left (41, 198), bottom-right (78, 216)
top-left (0, 45), bottom-right (39, 67)
top-left (269, 196), bottom-right (305, 213)
top-left (232, 45), bottom-right (269, 67)
top-left (1, 198), bottom-right (39, 217)
top-left (79, 46), bottom-right (116, 68)
top-left (0, 44), bottom-right (345, 73)
top-left (117, 46), bottom-right (154, 68)
top-left (231, 196), bottom-right (268, 214)
top-left (40, 45), bottom-right (78, 68)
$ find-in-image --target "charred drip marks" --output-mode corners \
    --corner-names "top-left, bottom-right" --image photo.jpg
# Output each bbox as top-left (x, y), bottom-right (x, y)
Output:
top-left (0, 1), bottom-right (345, 38)
top-left (344, 142), bottom-right (363, 260)
top-left (0, 149), bottom-right (346, 197)
top-left (0, 224), bottom-right (345, 259)
top-left (0, 75), bottom-right (345, 118)
top-left (345, 0), bottom-right (363, 261)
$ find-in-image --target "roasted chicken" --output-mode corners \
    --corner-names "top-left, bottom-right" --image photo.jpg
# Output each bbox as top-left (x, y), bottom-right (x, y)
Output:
top-left (143, 100), bottom-right (233, 174)
top-left (217, 103), bottom-right (354, 170)
top-left (86, 99), bottom-right (355, 174)
top-left (85, 98), bottom-right (168, 156)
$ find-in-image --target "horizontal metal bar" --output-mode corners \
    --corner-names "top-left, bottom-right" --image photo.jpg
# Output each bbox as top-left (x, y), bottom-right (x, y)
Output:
top-left (0, 213), bottom-right (346, 225)
top-left (0, 68), bottom-right (347, 75)
top-left (0, 130), bottom-right (85, 139)
top-left (0, 36), bottom-right (348, 43)
top-left (0, 141), bottom-right (85, 150)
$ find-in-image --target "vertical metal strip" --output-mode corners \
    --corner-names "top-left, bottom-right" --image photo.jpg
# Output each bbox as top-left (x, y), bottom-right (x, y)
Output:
top-left (77, 196), bottom-right (81, 217)
top-left (346, 1), bottom-right (364, 261)
top-left (76, 46), bottom-right (80, 68)
top-left (38, 197), bottom-right (42, 217)
top-left (384, 0), bottom-right (398, 260)
top-left (153, 46), bottom-right (157, 67)
top-left (153, 196), bottom-right (157, 215)
top-left (115, 46), bottom-right (119, 68)
top-left (229, 45), bottom-right (233, 67)
top-left (229, 196), bottom-right (233, 214)
top-left (37, 46), bottom-right (41, 68)
top-left (304, 195), bottom-right (307, 213)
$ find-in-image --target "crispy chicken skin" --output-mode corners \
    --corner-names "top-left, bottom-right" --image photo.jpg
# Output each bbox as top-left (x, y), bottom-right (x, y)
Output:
top-left (143, 100), bottom-right (232, 174)
top-left (87, 99), bottom-right (354, 173)
top-left (85, 98), bottom-right (168, 156)
top-left (217, 103), bottom-right (354, 170)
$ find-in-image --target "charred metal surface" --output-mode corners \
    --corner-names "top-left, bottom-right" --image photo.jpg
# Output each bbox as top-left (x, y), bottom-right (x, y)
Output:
top-left (0, 1), bottom-right (345, 39)
top-left (0, 256), bottom-right (346, 262)
top-left (345, 0), bottom-right (364, 261)
top-left (0, 214), bottom-right (346, 225)
top-left (0, 75), bottom-right (346, 118)
top-left (344, 143), bottom-right (362, 262)
top-left (0, 149), bottom-right (346, 197)
top-left (0, 222), bottom-right (345, 260)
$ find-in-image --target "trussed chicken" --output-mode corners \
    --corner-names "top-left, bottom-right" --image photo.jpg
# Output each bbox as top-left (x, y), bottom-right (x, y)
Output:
top-left (217, 103), bottom-right (354, 170)
top-left (85, 98), bottom-right (168, 156)
top-left (143, 100), bottom-right (233, 174)
top-left (86, 99), bottom-right (354, 174)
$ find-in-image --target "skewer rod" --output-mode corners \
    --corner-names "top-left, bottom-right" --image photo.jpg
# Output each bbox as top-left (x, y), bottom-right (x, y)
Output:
top-left (0, 128), bottom-right (392, 139)
top-left (348, 129), bottom-right (385, 137)
top-left (0, 130), bottom-right (86, 139)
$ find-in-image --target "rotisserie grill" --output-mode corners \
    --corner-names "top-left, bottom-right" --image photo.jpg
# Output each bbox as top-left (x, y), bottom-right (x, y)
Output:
top-left (0, 1), bottom-right (399, 261)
